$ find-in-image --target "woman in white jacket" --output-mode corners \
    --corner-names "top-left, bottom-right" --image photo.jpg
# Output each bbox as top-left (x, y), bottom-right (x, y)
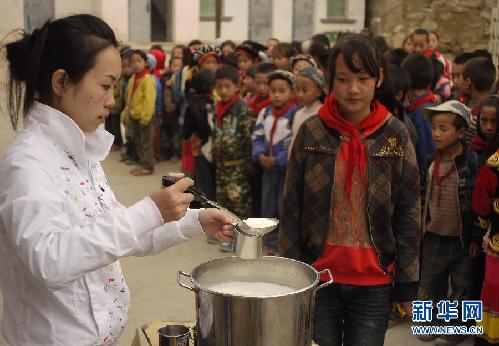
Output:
top-left (0, 14), bottom-right (234, 345)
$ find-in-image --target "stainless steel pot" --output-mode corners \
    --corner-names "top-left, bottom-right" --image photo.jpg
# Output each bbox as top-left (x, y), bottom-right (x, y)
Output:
top-left (177, 256), bottom-right (333, 346)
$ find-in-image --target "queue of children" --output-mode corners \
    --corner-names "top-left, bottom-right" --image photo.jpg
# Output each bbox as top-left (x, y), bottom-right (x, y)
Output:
top-left (106, 27), bottom-right (499, 345)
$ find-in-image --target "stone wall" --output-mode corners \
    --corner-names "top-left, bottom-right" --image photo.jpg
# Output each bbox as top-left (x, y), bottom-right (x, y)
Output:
top-left (367, 0), bottom-right (494, 54)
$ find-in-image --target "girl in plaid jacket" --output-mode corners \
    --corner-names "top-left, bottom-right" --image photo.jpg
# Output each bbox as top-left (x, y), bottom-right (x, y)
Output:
top-left (279, 34), bottom-right (421, 346)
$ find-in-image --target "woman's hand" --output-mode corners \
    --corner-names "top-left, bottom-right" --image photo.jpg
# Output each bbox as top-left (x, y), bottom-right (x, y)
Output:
top-left (198, 209), bottom-right (235, 242)
top-left (149, 177), bottom-right (194, 223)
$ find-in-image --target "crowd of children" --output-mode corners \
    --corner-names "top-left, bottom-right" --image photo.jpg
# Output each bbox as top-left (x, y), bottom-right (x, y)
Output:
top-left (107, 28), bottom-right (498, 345)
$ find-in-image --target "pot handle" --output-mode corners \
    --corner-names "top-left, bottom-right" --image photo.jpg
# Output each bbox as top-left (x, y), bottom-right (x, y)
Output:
top-left (315, 269), bottom-right (334, 291)
top-left (177, 271), bottom-right (195, 292)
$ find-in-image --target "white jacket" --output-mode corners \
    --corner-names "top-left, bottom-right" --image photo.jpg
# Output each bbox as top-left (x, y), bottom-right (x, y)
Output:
top-left (0, 102), bottom-right (203, 345)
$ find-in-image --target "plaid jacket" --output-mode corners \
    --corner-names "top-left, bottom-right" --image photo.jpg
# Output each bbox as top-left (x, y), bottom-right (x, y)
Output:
top-left (279, 114), bottom-right (421, 301)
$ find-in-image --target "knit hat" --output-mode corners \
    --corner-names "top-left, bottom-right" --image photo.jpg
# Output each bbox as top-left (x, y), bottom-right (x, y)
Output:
top-left (423, 100), bottom-right (472, 128)
top-left (297, 66), bottom-right (325, 90)
top-left (149, 49), bottom-right (166, 70)
top-left (290, 53), bottom-right (317, 70)
top-left (267, 69), bottom-right (295, 88)
top-left (236, 40), bottom-right (267, 60)
top-left (193, 45), bottom-right (221, 66)
top-left (146, 53), bottom-right (157, 71)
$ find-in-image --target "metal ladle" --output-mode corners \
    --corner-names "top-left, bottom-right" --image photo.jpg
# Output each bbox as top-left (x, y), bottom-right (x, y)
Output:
top-left (161, 176), bottom-right (278, 237)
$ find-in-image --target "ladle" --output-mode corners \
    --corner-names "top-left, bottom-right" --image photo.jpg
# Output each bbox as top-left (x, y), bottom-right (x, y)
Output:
top-left (161, 176), bottom-right (278, 237)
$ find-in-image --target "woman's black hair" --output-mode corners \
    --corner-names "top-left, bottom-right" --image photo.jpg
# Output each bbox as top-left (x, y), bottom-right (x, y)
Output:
top-left (4, 14), bottom-right (118, 130)
top-left (477, 95), bottom-right (499, 156)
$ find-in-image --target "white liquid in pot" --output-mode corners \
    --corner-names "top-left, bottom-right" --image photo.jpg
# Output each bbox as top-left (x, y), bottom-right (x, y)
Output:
top-left (207, 281), bottom-right (296, 297)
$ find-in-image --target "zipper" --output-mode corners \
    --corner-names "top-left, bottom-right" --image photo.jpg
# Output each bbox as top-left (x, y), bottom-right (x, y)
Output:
top-left (366, 142), bottom-right (387, 275)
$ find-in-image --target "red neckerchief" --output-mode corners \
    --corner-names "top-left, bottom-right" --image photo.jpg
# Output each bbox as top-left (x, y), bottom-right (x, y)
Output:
top-left (318, 93), bottom-right (389, 196)
top-left (471, 134), bottom-right (486, 152)
top-left (423, 48), bottom-right (441, 58)
top-left (216, 94), bottom-right (240, 128)
top-left (269, 101), bottom-right (295, 154)
top-left (459, 94), bottom-right (469, 105)
top-left (131, 69), bottom-right (150, 97)
top-left (249, 95), bottom-right (271, 116)
top-left (432, 151), bottom-right (456, 206)
top-left (406, 90), bottom-right (436, 113)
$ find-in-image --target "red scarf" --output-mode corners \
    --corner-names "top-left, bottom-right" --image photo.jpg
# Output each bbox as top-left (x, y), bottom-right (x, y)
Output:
top-left (268, 101), bottom-right (295, 154)
top-left (318, 94), bottom-right (389, 195)
top-left (216, 94), bottom-right (240, 128)
top-left (249, 95), bottom-right (271, 116)
top-left (406, 90), bottom-right (436, 113)
top-left (432, 151), bottom-right (456, 206)
top-left (131, 69), bottom-right (150, 98)
top-left (471, 134), bottom-right (487, 152)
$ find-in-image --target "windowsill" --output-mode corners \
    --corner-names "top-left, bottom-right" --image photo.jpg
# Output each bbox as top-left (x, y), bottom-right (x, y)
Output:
top-left (320, 17), bottom-right (356, 24)
top-left (200, 16), bottom-right (233, 22)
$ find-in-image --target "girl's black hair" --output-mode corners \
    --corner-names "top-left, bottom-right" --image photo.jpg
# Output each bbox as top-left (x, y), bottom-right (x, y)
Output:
top-left (188, 39), bottom-right (202, 47)
top-left (308, 42), bottom-right (330, 70)
top-left (190, 69), bottom-right (215, 95)
top-left (130, 49), bottom-right (147, 62)
top-left (169, 56), bottom-right (183, 67)
top-left (386, 64), bottom-right (411, 121)
top-left (327, 34), bottom-right (386, 95)
top-left (4, 14), bottom-right (118, 130)
top-left (477, 95), bottom-right (499, 156)
top-left (274, 43), bottom-right (295, 58)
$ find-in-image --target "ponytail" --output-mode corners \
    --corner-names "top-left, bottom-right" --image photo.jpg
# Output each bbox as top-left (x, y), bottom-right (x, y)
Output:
top-left (6, 22), bottom-right (50, 130)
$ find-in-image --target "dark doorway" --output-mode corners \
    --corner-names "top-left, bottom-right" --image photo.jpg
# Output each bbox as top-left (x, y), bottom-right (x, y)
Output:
top-left (151, 0), bottom-right (172, 41)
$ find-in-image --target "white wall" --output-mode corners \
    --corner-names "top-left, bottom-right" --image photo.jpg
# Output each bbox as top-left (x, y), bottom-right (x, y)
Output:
top-left (200, 0), bottom-right (249, 41)
top-left (100, 0), bottom-right (129, 42)
top-left (272, 0), bottom-right (293, 41)
top-left (172, 0), bottom-right (199, 43)
top-left (314, 0), bottom-right (365, 35)
top-left (54, 0), bottom-right (95, 18)
top-left (0, 0), bottom-right (22, 158)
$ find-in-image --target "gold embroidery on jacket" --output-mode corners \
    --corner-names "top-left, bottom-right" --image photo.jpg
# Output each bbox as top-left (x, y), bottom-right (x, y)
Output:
top-left (494, 198), bottom-right (499, 215)
top-left (372, 137), bottom-right (403, 157)
top-left (479, 216), bottom-right (491, 229)
top-left (486, 151), bottom-right (499, 169)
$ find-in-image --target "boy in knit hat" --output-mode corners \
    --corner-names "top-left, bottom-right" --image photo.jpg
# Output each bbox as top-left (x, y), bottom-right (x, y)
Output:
top-left (252, 70), bottom-right (298, 254)
top-left (417, 100), bottom-right (479, 345)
